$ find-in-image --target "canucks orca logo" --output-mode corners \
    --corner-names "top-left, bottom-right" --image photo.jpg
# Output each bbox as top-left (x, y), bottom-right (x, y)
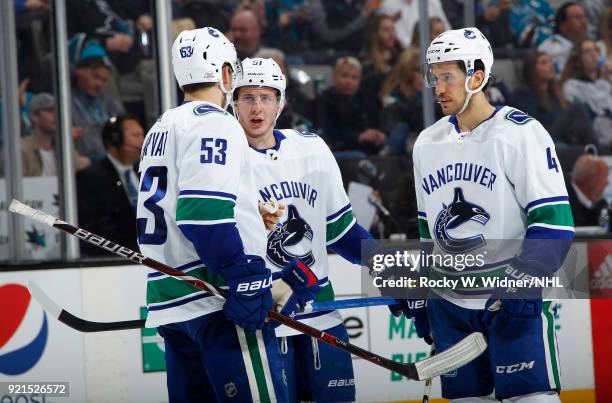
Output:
top-left (267, 205), bottom-right (315, 268)
top-left (434, 188), bottom-right (490, 254)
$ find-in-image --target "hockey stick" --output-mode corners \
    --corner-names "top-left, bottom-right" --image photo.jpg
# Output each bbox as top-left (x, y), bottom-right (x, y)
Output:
top-left (302, 296), bottom-right (399, 313)
top-left (28, 280), bottom-right (146, 332)
top-left (10, 199), bottom-right (486, 380)
top-left (27, 282), bottom-right (397, 333)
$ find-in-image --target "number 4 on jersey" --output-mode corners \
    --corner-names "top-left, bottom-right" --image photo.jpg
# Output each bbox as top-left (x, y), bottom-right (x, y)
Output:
top-left (546, 147), bottom-right (559, 173)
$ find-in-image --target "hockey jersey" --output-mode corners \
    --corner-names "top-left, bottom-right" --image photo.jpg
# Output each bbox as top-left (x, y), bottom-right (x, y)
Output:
top-left (249, 129), bottom-right (357, 336)
top-left (413, 106), bottom-right (574, 309)
top-left (138, 101), bottom-right (267, 327)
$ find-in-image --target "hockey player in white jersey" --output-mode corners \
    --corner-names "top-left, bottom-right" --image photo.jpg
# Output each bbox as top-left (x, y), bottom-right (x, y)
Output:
top-left (136, 28), bottom-right (316, 402)
top-left (232, 57), bottom-right (375, 402)
top-left (391, 28), bottom-right (575, 402)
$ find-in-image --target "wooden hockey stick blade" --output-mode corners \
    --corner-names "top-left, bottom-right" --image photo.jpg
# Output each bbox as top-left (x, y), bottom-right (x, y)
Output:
top-left (11, 199), bottom-right (485, 378)
top-left (28, 280), bottom-right (146, 332)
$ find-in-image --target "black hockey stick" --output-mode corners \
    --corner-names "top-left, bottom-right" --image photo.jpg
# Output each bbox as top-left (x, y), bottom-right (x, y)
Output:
top-left (27, 280), bottom-right (146, 332)
top-left (27, 284), bottom-right (398, 333)
top-left (10, 199), bottom-right (487, 381)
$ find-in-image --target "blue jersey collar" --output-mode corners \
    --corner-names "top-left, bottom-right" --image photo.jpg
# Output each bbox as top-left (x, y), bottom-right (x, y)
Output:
top-left (251, 129), bottom-right (286, 154)
top-left (449, 105), bottom-right (503, 134)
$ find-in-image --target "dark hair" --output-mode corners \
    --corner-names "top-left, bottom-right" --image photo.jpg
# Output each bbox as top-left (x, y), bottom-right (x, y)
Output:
top-left (182, 82), bottom-right (218, 93)
top-left (361, 14), bottom-right (400, 74)
top-left (102, 113), bottom-right (140, 148)
top-left (555, 2), bottom-right (581, 33)
top-left (522, 51), bottom-right (567, 111)
top-left (456, 60), bottom-right (491, 91)
top-left (560, 38), bottom-right (598, 83)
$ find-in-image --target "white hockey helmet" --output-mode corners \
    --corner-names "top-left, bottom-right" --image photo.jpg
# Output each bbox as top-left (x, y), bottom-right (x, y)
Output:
top-left (234, 57), bottom-right (287, 107)
top-left (171, 27), bottom-right (243, 95)
top-left (424, 27), bottom-right (494, 113)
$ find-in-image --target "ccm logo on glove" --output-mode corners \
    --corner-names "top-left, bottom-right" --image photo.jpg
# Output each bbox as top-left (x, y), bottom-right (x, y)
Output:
top-left (236, 277), bottom-right (272, 293)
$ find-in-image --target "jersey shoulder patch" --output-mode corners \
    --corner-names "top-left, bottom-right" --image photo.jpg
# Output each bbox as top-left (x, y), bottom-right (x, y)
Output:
top-left (504, 109), bottom-right (534, 125)
top-left (193, 103), bottom-right (226, 117)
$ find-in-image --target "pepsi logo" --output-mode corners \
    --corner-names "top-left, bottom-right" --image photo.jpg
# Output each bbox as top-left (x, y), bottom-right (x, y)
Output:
top-left (0, 284), bottom-right (48, 375)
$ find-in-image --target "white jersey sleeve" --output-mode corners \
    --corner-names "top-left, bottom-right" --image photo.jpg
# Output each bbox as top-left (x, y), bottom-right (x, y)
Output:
top-left (322, 143), bottom-right (357, 245)
top-left (139, 102), bottom-right (267, 327)
top-left (176, 108), bottom-right (245, 226)
top-left (502, 111), bottom-right (574, 241)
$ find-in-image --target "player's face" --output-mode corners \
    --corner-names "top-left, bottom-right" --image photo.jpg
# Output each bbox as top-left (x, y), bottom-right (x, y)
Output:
top-left (431, 62), bottom-right (467, 115)
top-left (235, 86), bottom-right (281, 140)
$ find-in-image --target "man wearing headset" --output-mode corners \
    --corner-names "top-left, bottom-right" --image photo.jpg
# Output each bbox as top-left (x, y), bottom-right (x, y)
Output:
top-left (76, 113), bottom-right (144, 256)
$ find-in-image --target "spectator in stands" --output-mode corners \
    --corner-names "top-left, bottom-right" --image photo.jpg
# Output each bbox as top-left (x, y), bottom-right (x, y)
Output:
top-left (14, 0), bottom-right (48, 13)
top-left (562, 39), bottom-right (612, 150)
top-left (410, 17), bottom-right (447, 47)
top-left (18, 78), bottom-right (33, 135)
top-left (264, 0), bottom-right (312, 55)
top-left (14, 0), bottom-right (53, 93)
top-left (484, 76), bottom-right (514, 106)
top-left (307, 0), bottom-right (377, 56)
top-left (539, 2), bottom-right (589, 75)
top-left (510, 0), bottom-right (555, 47)
top-left (235, 0), bottom-right (268, 30)
top-left (229, 9), bottom-right (279, 59)
top-left (176, 0), bottom-right (235, 33)
top-left (0, 93), bottom-right (90, 177)
top-left (378, 48), bottom-right (440, 155)
top-left (514, 51), bottom-right (596, 147)
top-left (70, 35), bottom-right (125, 161)
top-left (480, 0), bottom-right (513, 48)
top-left (581, 0), bottom-right (606, 39)
top-left (377, 0), bottom-right (450, 49)
top-left (66, 0), bottom-right (144, 75)
top-left (76, 114), bottom-right (144, 256)
top-left (443, 0), bottom-right (513, 48)
top-left (597, 7), bottom-right (612, 68)
top-left (361, 14), bottom-right (402, 99)
top-left (567, 154), bottom-right (609, 226)
top-left (108, 0), bottom-right (158, 127)
top-left (315, 57), bottom-right (383, 158)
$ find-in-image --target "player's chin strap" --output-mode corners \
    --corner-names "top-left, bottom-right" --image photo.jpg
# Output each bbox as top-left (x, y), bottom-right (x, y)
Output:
top-left (457, 74), bottom-right (488, 115)
top-left (219, 78), bottom-right (234, 110)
